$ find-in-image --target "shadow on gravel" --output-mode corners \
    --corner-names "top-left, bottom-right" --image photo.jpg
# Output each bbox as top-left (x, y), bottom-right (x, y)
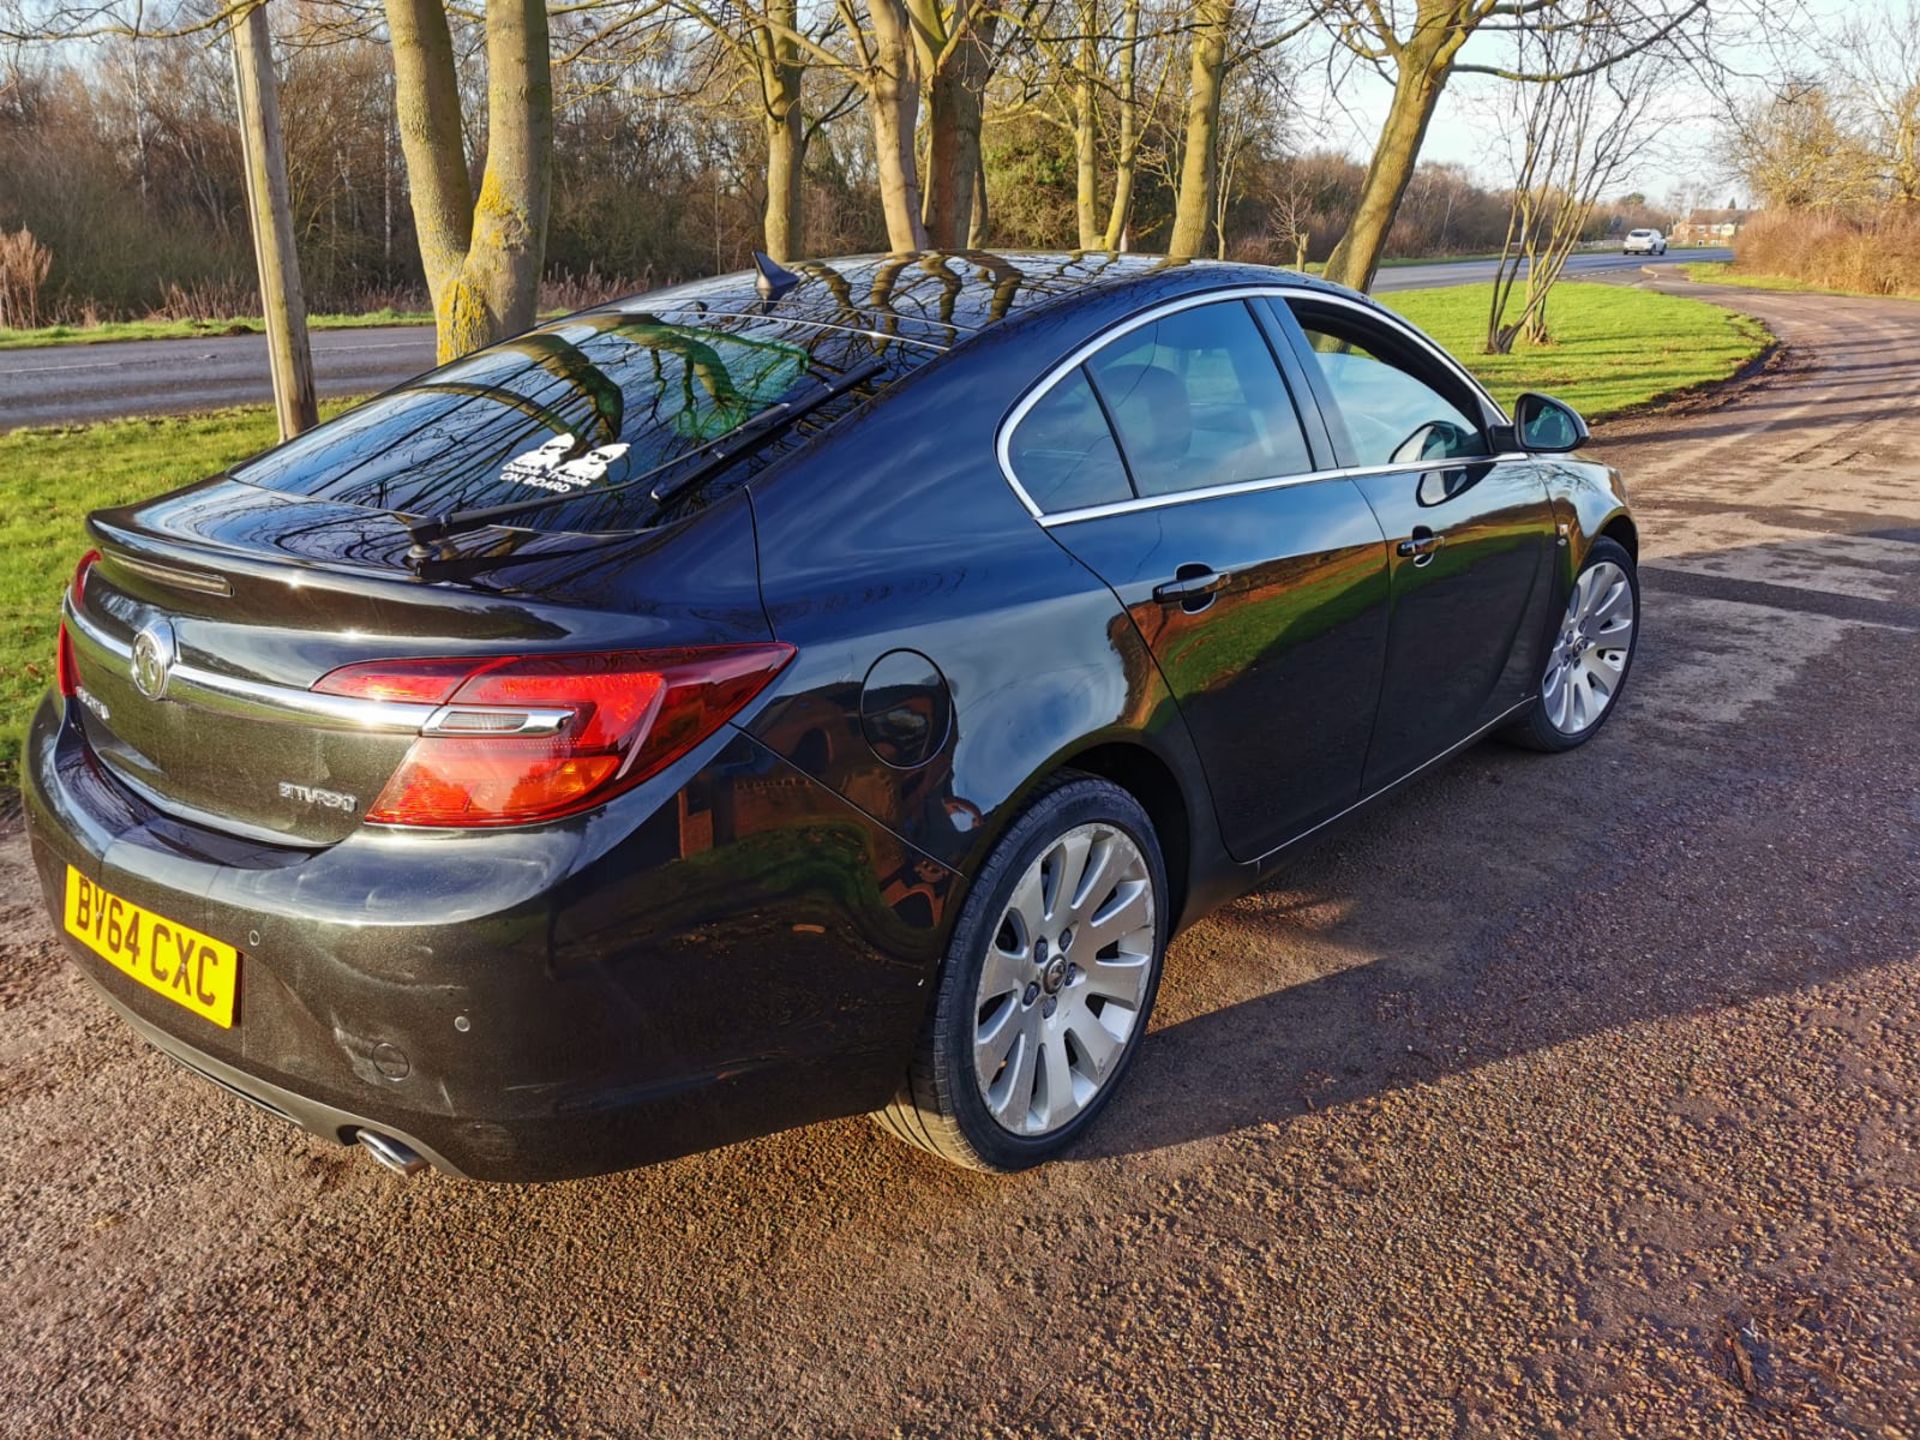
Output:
top-left (1072, 535), bottom-right (1919, 1163)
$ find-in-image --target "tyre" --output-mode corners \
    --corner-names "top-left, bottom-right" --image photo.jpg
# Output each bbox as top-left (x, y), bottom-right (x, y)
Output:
top-left (1501, 536), bottom-right (1639, 753)
top-left (875, 773), bottom-right (1168, 1171)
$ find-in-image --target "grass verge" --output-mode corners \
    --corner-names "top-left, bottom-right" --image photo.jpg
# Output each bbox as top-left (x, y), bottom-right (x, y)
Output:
top-left (1384, 280), bottom-right (1771, 419)
top-left (1680, 261), bottom-right (1920, 302)
top-left (1, 403), bottom-right (352, 791)
top-left (0, 309), bottom-right (434, 350)
top-left (0, 279), bottom-right (1767, 792)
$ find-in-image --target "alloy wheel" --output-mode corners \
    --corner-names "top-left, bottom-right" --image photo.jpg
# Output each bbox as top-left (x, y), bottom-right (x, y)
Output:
top-left (972, 822), bottom-right (1156, 1137)
top-left (1542, 559), bottom-right (1635, 736)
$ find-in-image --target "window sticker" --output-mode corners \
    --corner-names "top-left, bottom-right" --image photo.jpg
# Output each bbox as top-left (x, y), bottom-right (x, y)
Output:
top-left (500, 434), bottom-right (632, 493)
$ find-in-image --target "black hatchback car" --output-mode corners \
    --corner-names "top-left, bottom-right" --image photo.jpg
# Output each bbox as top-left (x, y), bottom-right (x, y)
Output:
top-left (23, 253), bottom-right (1639, 1180)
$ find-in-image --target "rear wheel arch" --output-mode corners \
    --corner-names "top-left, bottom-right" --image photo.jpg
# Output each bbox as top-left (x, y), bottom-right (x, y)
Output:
top-left (1043, 740), bottom-right (1192, 936)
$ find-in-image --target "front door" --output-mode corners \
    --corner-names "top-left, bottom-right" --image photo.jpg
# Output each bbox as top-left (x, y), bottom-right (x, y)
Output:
top-left (1008, 298), bottom-right (1391, 861)
top-left (1278, 299), bottom-right (1560, 790)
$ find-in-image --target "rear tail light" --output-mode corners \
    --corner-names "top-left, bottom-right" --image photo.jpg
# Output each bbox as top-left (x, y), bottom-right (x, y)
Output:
top-left (56, 621), bottom-right (81, 697)
top-left (313, 644), bottom-right (795, 827)
top-left (70, 549), bottom-right (101, 607)
top-left (57, 550), bottom-right (101, 701)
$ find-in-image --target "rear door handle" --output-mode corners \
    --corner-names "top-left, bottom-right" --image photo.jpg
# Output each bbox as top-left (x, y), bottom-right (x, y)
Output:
top-left (1396, 528), bottom-right (1442, 566)
top-left (1153, 564), bottom-right (1227, 612)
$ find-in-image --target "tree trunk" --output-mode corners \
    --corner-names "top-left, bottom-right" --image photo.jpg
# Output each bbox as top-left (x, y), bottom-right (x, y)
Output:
top-left (1073, 0), bottom-right (1099, 249)
top-left (1100, 0), bottom-right (1140, 251)
top-left (922, 10), bottom-right (996, 249)
top-left (763, 106), bottom-right (805, 261)
top-left (1321, 38), bottom-right (1450, 293)
top-left (229, 0), bottom-right (317, 439)
top-left (442, 0), bottom-right (552, 358)
top-left (1167, 0), bottom-right (1230, 260)
top-left (385, 0), bottom-right (472, 343)
top-left (865, 0), bottom-right (928, 252)
top-left (758, 0), bottom-right (807, 261)
top-left (968, 153), bottom-right (990, 247)
top-left (385, 0), bottom-right (552, 361)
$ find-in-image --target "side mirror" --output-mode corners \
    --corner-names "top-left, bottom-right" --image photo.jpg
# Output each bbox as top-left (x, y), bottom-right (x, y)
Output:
top-left (1514, 392), bottom-right (1590, 453)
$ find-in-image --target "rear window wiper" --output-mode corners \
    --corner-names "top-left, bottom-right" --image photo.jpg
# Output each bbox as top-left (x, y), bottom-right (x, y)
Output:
top-left (403, 355), bottom-right (886, 558)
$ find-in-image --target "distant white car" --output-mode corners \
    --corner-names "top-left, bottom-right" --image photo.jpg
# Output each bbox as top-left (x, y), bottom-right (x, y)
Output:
top-left (1623, 228), bottom-right (1668, 256)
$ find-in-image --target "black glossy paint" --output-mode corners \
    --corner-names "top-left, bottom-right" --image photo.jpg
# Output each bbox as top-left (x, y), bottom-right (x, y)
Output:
top-left (22, 251), bottom-right (1636, 1180)
top-left (1348, 461), bottom-right (1557, 788)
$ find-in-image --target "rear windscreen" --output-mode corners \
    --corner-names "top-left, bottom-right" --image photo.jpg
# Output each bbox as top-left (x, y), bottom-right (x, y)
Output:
top-left (233, 311), bottom-right (908, 531)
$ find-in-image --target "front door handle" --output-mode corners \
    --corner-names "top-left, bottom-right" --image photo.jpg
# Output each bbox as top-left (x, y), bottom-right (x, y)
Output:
top-left (1153, 564), bottom-right (1227, 613)
top-left (1396, 528), bottom-right (1442, 566)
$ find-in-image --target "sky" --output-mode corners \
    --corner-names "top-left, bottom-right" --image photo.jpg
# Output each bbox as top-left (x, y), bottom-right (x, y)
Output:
top-left (1295, 0), bottom-right (1888, 207)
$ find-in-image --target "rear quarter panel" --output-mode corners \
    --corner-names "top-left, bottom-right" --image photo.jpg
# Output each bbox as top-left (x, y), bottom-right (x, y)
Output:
top-left (744, 304), bottom-right (1230, 934)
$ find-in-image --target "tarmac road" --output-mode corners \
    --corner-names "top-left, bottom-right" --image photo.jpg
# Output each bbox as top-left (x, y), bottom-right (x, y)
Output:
top-left (2, 272), bottom-right (1916, 1437)
top-left (0, 248), bottom-right (1731, 430)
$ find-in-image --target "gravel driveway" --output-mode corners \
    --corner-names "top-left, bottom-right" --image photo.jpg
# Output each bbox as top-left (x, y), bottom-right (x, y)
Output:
top-left (1, 277), bottom-right (1916, 1438)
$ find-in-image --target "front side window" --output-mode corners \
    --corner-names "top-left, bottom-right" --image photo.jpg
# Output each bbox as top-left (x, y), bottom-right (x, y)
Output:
top-left (1289, 306), bottom-right (1489, 469)
top-left (1085, 301), bottom-right (1312, 497)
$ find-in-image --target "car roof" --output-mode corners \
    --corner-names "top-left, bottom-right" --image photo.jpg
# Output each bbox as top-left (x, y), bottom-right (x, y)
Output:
top-left (595, 251), bottom-right (1364, 354)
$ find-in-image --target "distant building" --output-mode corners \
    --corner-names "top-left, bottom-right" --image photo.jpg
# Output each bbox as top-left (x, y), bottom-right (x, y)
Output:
top-left (1671, 209), bottom-right (1751, 243)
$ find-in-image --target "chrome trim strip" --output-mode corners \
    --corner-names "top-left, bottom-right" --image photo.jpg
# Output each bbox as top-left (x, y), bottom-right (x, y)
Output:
top-left (1037, 453), bottom-right (1533, 527)
top-left (1255, 698), bottom-right (1534, 864)
top-left (1285, 289), bottom-right (1507, 418)
top-left (64, 604), bottom-right (131, 661)
top-left (995, 281), bottom-right (1513, 525)
top-left (64, 603), bottom-right (436, 735)
top-left (166, 668), bottom-right (438, 734)
top-left (423, 706), bottom-right (573, 737)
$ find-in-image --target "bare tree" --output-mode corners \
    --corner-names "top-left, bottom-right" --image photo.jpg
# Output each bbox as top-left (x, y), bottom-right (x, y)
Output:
top-left (660, 0), bottom-right (858, 261)
top-left (1720, 78), bottom-right (1880, 211)
top-left (1099, 0), bottom-right (1144, 247)
top-left (230, 0), bottom-right (316, 433)
top-left (1317, 0), bottom-right (1717, 293)
top-left (1484, 27), bottom-right (1666, 352)
top-left (1821, 1), bottom-right (1920, 205)
top-left (1166, 0), bottom-right (1230, 258)
top-left (384, 0), bottom-right (554, 360)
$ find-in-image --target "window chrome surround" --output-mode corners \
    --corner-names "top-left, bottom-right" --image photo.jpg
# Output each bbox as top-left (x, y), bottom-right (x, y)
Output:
top-left (64, 603), bottom-right (569, 738)
top-left (993, 284), bottom-right (1517, 528)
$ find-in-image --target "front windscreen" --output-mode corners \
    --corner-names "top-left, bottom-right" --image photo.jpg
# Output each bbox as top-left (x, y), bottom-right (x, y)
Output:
top-left (233, 311), bottom-right (897, 532)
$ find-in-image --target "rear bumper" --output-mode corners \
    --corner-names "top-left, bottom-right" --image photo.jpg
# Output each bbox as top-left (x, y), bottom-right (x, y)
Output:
top-left (84, 979), bottom-right (463, 1173)
top-left (23, 691), bottom-right (959, 1181)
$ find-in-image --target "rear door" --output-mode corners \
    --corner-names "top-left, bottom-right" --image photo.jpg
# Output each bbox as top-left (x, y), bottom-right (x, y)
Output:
top-left (1010, 296), bottom-right (1391, 862)
top-left (1276, 298), bottom-right (1559, 791)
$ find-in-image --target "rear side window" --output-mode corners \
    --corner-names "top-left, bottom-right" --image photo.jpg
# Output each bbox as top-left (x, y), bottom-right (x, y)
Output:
top-left (1086, 300), bottom-right (1312, 497)
top-left (232, 312), bottom-right (904, 532)
top-left (1007, 367), bottom-right (1133, 512)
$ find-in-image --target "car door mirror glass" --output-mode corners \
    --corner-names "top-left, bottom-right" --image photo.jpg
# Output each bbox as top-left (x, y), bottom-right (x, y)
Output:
top-left (1514, 392), bottom-right (1590, 453)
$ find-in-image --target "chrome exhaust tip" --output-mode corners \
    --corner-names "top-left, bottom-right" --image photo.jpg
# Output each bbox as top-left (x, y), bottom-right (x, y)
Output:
top-left (357, 1129), bottom-right (428, 1177)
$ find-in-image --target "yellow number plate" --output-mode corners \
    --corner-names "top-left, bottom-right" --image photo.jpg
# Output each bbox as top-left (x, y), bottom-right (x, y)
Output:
top-left (63, 867), bottom-right (240, 1029)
